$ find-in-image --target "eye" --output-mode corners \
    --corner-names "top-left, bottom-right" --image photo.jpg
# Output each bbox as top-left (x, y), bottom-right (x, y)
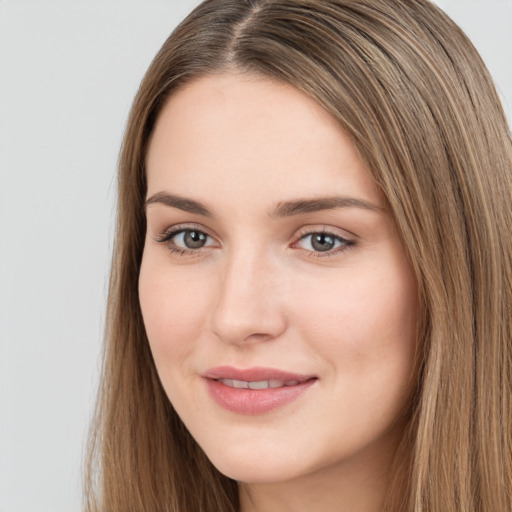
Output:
top-left (173, 230), bottom-right (210, 249)
top-left (295, 231), bottom-right (354, 255)
top-left (156, 227), bottom-right (216, 254)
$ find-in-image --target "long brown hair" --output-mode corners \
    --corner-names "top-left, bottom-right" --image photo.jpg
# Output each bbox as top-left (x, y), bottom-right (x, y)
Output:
top-left (85, 1), bottom-right (512, 510)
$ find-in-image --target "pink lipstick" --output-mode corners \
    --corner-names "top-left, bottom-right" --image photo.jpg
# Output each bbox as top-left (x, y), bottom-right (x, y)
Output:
top-left (203, 366), bottom-right (317, 415)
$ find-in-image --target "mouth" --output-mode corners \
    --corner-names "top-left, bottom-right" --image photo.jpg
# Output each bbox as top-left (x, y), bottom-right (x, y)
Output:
top-left (216, 378), bottom-right (304, 389)
top-left (202, 366), bottom-right (317, 415)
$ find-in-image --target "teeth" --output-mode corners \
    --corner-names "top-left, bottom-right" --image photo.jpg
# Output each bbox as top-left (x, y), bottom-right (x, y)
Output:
top-left (248, 380), bottom-right (269, 390)
top-left (218, 378), bottom-right (300, 389)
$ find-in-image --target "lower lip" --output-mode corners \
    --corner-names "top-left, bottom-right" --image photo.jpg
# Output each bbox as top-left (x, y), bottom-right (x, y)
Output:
top-left (205, 378), bottom-right (316, 415)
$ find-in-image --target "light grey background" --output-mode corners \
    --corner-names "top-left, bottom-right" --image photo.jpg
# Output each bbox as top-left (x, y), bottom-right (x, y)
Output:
top-left (0, 1), bottom-right (510, 511)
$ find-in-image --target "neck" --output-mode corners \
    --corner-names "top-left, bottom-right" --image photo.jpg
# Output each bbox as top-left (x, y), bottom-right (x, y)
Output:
top-left (239, 471), bottom-right (389, 512)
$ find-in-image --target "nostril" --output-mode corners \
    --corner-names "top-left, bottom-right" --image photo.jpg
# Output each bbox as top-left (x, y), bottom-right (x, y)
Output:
top-left (212, 329), bottom-right (275, 346)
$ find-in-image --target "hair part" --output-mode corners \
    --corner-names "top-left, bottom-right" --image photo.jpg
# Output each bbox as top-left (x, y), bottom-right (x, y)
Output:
top-left (85, 1), bottom-right (512, 510)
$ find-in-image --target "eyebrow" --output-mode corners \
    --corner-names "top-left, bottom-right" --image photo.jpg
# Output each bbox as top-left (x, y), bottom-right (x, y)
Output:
top-left (271, 196), bottom-right (384, 217)
top-left (144, 192), bottom-right (212, 216)
top-left (144, 192), bottom-right (384, 217)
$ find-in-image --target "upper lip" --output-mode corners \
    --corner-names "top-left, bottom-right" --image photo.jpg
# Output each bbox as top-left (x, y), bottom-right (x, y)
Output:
top-left (202, 366), bottom-right (316, 382)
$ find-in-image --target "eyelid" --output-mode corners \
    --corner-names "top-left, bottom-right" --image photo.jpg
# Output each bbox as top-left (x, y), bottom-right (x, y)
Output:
top-left (291, 226), bottom-right (356, 257)
top-left (155, 222), bottom-right (216, 239)
top-left (294, 224), bottom-right (356, 240)
top-left (154, 223), bottom-right (219, 254)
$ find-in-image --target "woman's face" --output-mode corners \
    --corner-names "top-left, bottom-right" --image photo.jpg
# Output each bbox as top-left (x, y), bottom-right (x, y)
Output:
top-left (140, 73), bottom-right (418, 487)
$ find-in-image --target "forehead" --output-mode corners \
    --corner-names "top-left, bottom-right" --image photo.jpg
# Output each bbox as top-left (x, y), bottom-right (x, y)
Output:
top-left (145, 73), bottom-right (383, 209)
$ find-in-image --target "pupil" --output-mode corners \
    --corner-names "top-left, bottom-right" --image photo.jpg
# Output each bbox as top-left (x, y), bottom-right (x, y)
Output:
top-left (311, 233), bottom-right (334, 252)
top-left (184, 230), bottom-right (206, 249)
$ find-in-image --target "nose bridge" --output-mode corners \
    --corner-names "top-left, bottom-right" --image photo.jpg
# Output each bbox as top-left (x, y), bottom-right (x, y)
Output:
top-left (211, 242), bottom-right (286, 345)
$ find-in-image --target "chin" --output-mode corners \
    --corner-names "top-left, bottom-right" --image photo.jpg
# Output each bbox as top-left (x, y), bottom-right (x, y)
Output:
top-left (199, 439), bottom-right (310, 484)
top-left (214, 461), bottom-right (299, 484)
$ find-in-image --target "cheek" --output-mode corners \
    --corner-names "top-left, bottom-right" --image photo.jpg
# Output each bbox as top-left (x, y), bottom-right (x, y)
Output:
top-left (138, 251), bottom-right (214, 369)
top-left (302, 272), bottom-right (418, 448)
top-left (291, 260), bottom-right (417, 385)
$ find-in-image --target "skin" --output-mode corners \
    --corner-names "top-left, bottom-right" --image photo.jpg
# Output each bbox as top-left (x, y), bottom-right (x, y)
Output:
top-left (139, 73), bottom-right (418, 512)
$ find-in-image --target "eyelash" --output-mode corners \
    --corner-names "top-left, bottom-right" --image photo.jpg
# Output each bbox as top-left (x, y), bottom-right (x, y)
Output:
top-left (294, 229), bottom-right (355, 257)
top-left (155, 224), bottom-right (213, 257)
top-left (155, 226), bottom-right (355, 258)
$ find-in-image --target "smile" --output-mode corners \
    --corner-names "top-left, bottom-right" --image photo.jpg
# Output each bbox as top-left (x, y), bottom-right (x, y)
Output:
top-left (217, 378), bottom-right (300, 389)
top-left (203, 367), bottom-right (317, 415)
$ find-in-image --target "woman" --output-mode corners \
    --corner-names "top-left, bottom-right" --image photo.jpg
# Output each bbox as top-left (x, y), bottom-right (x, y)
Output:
top-left (85, 0), bottom-right (512, 510)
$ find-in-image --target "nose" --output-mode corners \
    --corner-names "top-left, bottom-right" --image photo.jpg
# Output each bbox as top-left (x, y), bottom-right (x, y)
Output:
top-left (210, 248), bottom-right (287, 346)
